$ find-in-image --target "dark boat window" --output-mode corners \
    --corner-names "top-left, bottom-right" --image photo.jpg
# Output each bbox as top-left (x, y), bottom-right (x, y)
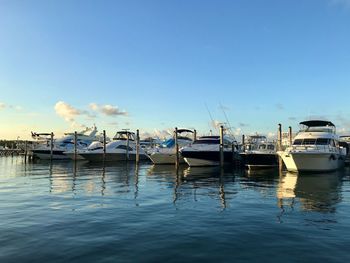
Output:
top-left (267, 144), bottom-right (275, 150)
top-left (293, 139), bottom-right (303, 145)
top-left (316, 138), bottom-right (329, 145)
top-left (303, 139), bottom-right (316, 145)
top-left (258, 144), bottom-right (266, 150)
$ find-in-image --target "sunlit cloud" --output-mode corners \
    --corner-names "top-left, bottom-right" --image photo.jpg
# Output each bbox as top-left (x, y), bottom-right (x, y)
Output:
top-left (0, 102), bottom-right (5, 110)
top-left (89, 102), bottom-right (128, 116)
top-left (54, 101), bottom-right (82, 123)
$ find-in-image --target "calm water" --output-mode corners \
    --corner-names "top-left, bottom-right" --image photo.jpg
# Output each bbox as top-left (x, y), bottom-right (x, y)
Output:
top-left (1, 157), bottom-right (350, 262)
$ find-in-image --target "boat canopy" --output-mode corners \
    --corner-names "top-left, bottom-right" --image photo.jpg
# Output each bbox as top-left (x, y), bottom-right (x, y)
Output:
top-left (176, 129), bottom-right (194, 133)
top-left (299, 120), bottom-right (335, 127)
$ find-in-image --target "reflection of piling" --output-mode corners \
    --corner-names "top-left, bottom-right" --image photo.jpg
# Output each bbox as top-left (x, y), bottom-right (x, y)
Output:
top-left (288, 126), bottom-right (293, 146)
top-left (103, 130), bottom-right (106, 162)
top-left (74, 131), bottom-right (77, 161)
top-left (50, 132), bottom-right (54, 161)
top-left (175, 127), bottom-right (179, 167)
top-left (220, 125), bottom-right (224, 167)
top-left (193, 129), bottom-right (197, 141)
top-left (136, 129), bottom-right (140, 164)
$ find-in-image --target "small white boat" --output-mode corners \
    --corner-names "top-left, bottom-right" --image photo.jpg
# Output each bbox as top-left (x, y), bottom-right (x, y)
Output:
top-left (78, 130), bottom-right (149, 162)
top-left (278, 120), bottom-right (346, 172)
top-left (149, 129), bottom-right (194, 165)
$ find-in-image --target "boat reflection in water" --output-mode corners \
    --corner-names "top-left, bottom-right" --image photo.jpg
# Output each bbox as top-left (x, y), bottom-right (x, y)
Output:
top-left (277, 171), bottom-right (342, 213)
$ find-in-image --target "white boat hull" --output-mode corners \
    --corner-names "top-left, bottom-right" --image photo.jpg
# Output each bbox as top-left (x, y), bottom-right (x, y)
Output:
top-left (279, 151), bottom-right (345, 172)
top-left (183, 157), bottom-right (219, 167)
top-left (150, 153), bottom-right (185, 164)
top-left (32, 150), bottom-right (70, 160)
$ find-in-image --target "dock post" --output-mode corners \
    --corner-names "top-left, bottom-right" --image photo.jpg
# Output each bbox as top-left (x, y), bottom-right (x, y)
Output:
top-left (136, 129), bottom-right (140, 164)
top-left (175, 127), bottom-right (179, 167)
top-left (288, 126), bottom-right (293, 146)
top-left (103, 130), bottom-right (106, 162)
top-left (126, 132), bottom-right (130, 161)
top-left (220, 125), bottom-right (224, 167)
top-left (50, 132), bottom-right (54, 161)
top-left (278, 124), bottom-right (282, 151)
top-left (242, 134), bottom-right (245, 152)
top-left (278, 124), bottom-right (283, 172)
top-left (193, 129), bottom-right (197, 141)
top-left (74, 131), bottom-right (77, 161)
top-left (24, 140), bottom-right (28, 163)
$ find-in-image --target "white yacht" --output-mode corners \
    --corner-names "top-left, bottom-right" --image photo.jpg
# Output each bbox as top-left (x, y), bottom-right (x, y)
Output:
top-left (278, 120), bottom-right (346, 172)
top-left (149, 129), bottom-right (194, 165)
top-left (31, 126), bottom-right (98, 160)
top-left (240, 135), bottom-right (278, 170)
top-left (78, 130), bottom-right (149, 162)
top-left (180, 135), bottom-right (238, 166)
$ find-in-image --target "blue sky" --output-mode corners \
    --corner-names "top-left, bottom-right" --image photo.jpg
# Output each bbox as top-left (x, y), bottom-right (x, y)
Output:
top-left (1, 0), bottom-right (350, 140)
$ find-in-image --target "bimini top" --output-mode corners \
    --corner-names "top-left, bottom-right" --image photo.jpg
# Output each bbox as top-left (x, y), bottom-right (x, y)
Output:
top-left (299, 120), bottom-right (335, 127)
top-left (176, 129), bottom-right (194, 133)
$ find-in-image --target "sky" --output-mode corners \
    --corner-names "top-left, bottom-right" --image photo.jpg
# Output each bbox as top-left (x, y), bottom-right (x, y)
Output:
top-left (1, 0), bottom-right (350, 140)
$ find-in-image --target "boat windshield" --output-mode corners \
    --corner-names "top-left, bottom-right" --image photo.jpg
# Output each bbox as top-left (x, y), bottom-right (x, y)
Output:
top-left (293, 138), bottom-right (332, 146)
top-left (161, 139), bottom-right (175, 148)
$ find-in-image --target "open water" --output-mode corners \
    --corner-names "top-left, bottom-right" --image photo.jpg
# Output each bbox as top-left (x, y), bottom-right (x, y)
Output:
top-left (1, 156), bottom-right (350, 262)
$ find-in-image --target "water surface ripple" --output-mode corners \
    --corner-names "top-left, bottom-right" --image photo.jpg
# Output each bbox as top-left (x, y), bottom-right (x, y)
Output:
top-left (1, 157), bottom-right (350, 262)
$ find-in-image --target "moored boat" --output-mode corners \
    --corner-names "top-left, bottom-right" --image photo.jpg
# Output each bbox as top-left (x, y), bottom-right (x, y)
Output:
top-left (278, 120), bottom-right (346, 173)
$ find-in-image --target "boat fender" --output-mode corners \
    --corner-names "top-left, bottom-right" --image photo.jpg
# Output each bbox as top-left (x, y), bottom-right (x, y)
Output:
top-left (329, 154), bottom-right (336, 161)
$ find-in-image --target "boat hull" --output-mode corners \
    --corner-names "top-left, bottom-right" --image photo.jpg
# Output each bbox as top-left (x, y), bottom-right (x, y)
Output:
top-left (32, 150), bottom-right (70, 160)
top-left (240, 152), bottom-right (279, 170)
top-left (79, 152), bottom-right (150, 162)
top-left (278, 151), bottom-right (345, 172)
top-left (181, 151), bottom-right (236, 167)
top-left (149, 152), bottom-right (185, 164)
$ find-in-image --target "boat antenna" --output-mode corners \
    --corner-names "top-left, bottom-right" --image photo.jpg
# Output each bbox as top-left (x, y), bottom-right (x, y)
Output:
top-left (219, 103), bottom-right (235, 137)
top-left (205, 103), bottom-right (218, 133)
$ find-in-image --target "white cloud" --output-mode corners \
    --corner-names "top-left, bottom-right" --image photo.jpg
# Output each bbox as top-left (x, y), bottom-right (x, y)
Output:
top-left (54, 101), bottom-right (82, 122)
top-left (100, 105), bottom-right (127, 116)
top-left (0, 102), bottom-right (5, 110)
top-left (89, 102), bottom-right (128, 116)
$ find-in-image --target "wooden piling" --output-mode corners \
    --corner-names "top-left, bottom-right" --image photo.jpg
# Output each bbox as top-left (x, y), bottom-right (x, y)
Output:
top-left (288, 126), bottom-right (293, 146)
top-left (136, 129), bottom-right (140, 164)
top-left (193, 129), bottom-right (197, 141)
top-left (242, 134), bottom-right (245, 152)
top-left (74, 131), bottom-right (77, 161)
top-left (103, 130), bottom-right (106, 162)
top-left (24, 140), bottom-right (28, 163)
top-left (278, 124), bottom-right (282, 151)
top-left (126, 131), bottom-right (130, 161)
top-left (175, 127), bottom-right (179, 167)
top-left (220, 125), bottom-right (224, 167)
top-left (50, 132), bottom-right (54, 161)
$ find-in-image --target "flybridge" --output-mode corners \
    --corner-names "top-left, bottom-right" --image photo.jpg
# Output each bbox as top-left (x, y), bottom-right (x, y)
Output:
top-left (299, 120), bottom-right (336, 133)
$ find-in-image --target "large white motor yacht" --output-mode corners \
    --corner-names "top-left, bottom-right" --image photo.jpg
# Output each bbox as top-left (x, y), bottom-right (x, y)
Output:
top-left (149, 129), bottom-right (194, 165)
top-left (180, 135), bottom-right (238, 167)
top-left (278, 120), bottom-right (346, 172)
top-left (78, 131), bottom-right (149, 162)
top-left (31, 126), bottom-right (98, 160)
